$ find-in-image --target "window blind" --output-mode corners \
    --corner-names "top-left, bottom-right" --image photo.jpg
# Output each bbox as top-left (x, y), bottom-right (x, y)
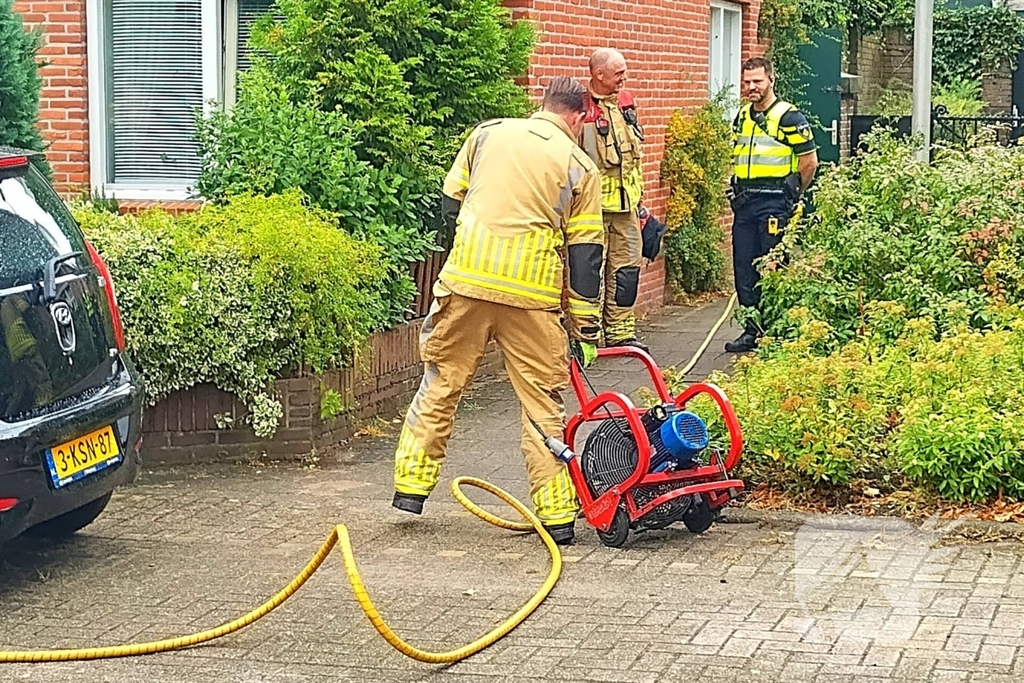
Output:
top-left (108, 0), bottom-right (204, 186)
top-left (236, 0), bottom-right (278, 73)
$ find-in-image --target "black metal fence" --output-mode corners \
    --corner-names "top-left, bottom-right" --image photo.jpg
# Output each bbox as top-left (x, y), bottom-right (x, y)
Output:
top-left (850, 107), bottom-right (1024, 154)
top-left (931, 105), bottom-right (1024, 148)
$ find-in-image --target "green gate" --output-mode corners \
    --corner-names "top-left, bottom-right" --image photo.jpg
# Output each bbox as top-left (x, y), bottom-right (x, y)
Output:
top-left (795, 29), bottom-right (843, 164)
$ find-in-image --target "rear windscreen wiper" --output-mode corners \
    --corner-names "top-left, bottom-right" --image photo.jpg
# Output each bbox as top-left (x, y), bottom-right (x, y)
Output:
top-left (41, 251), bottom-right (81, 303)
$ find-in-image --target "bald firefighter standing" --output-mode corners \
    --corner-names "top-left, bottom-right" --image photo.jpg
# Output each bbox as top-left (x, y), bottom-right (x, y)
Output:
top-left (391, 77), bottom-right (605, 546)
top-left (580, 48), bottom-right (649, 352)
top-left (725, 57), bottom-right (818, 353)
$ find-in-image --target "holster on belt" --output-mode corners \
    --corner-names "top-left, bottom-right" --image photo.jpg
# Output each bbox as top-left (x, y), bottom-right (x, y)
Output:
top-left (728, 177), bottom-right (751, 212)
top-left (783, 172), bottom-right (802, 205)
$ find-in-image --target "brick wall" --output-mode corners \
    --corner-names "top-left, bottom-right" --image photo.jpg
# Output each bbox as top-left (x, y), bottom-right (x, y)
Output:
top-left (840, 95), bottom-right (854, 159)
top-left (849, 27), bottom-right (1012, 116)
top-left (13, 0), bottom-right (90, 196)
top-left (143, 321), bottom-right (502, 465)
top-left (882, 29), bottom-right (914, 89)
top-left (848, 27), bottom-right (893, 115)
top-left (509, 0), bottom-right (763, 309)
top-left (982, 67), bottom-right (1014, 114)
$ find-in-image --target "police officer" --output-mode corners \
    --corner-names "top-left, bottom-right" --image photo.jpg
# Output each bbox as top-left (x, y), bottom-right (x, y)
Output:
top-left (391, 76), bottom-right (605, 546)
top-left (580, 48), bottom-right (649, 352)
top-left (725, 56), bottom-right (819, 353)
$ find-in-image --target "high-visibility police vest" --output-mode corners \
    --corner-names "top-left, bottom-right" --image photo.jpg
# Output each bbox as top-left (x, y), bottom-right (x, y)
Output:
top-left (733, 100), bottom-right (800, 182)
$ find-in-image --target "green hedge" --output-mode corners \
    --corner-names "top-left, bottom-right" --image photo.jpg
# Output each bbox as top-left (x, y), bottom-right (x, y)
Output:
top-left (659, 98), bottom-right (732, 294)
top-left (692, 307), bottom-right (1024, 503)
top-left (74, 191), bottom-right (389, 437)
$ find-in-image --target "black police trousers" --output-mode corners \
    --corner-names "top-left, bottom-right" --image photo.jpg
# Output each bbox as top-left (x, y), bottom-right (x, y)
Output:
top-left (731, 193), bottom-right (792, 334)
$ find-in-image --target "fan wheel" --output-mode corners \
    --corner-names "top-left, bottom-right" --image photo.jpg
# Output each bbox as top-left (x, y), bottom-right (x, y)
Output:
top-left (596, 508), bottom-right (630, 548)
top-left (682, 498), bottom-right (717, 534)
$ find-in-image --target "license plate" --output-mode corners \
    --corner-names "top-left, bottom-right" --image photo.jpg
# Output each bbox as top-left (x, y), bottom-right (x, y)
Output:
top-left (46, 425), bottom-right (122, 489)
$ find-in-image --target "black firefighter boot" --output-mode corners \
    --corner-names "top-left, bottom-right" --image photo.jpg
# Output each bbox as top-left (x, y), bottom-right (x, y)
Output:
top-left (543, 522), bottom-right (576, 546)
top-left (608, 338), bottom-right (651, 354)
top-left (392, 492), bottom-right (427, 515)
top-left (724, 325), bottom-right (760, 353)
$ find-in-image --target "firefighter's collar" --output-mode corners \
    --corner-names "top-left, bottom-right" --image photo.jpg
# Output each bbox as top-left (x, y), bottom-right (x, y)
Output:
top-left (587, 86), bottom-right (617, 102)
top-left (531, 111), bottom-right (576, 141)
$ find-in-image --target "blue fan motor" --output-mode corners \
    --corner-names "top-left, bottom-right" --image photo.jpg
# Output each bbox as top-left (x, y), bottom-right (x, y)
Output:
top-left (643, 404), bottom-right (709, 473)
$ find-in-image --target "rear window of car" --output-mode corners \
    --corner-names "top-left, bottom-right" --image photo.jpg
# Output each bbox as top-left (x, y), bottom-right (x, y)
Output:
top-left (0, 163), bottom-right (87, 290)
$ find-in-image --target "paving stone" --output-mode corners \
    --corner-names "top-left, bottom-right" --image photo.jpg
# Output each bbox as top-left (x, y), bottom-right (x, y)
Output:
top-left (978, 644), bottom-right (1016, 666)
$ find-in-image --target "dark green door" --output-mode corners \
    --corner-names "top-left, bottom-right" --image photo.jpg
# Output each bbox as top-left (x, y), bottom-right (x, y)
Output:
top-left (795, 29), bottom-right (843, 163)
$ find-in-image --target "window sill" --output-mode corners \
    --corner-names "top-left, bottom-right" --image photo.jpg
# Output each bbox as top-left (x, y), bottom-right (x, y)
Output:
top-left (94, 185), bottom-right (206, 214)
top-left (98, 185), bottom-right (201, 202)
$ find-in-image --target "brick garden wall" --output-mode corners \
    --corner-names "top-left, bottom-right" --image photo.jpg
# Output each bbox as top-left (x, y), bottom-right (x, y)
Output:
top-left (848, 26), bottom-right (1012, 116)
top-left (13, 0), bottom-right (90, 195)
top-left (143, 323), bottom-right (502, 466)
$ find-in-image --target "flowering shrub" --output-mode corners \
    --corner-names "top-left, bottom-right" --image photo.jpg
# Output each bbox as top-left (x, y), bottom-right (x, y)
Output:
top-left (660, 97), bottom-right (733, 293)
top-left (683, 135), bottom-right (1024, 503)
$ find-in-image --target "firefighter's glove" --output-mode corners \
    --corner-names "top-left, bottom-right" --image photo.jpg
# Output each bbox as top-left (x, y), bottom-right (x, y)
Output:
top-left (571, 339), bottom-right (598, 369)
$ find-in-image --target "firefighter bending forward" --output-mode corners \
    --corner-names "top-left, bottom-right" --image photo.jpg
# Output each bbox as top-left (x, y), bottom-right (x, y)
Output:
top-left (391, 76), bottom-right (605, 546)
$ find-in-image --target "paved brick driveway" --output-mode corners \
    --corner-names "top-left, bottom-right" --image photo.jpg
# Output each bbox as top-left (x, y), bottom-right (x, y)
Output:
top-left (1, 298), bottom-right (1022, 682)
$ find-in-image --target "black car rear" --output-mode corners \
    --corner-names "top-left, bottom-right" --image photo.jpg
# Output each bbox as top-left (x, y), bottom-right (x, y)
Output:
top-left (0, 149), bottom-right (143, 545)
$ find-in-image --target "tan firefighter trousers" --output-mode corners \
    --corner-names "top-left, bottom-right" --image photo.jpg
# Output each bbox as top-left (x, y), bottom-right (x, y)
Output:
top-left (393, 282), bottom-right (579, 527)
top-left (603, 210), bottom-right (643, 344)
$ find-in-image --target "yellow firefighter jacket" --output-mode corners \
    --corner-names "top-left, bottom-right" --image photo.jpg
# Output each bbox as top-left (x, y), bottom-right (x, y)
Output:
top-left (579, 90), bottom-right (644, 213)
top-left (439, 111), bottom-right (605, 342)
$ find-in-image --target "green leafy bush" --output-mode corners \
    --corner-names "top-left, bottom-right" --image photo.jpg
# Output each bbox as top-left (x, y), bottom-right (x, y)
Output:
top-left (659, 97), bottom-right (732, 294)
top-left (195, 70), bottom-right (427, 322)
top-left (249, 0), bottom-right (534, 166)
top-left (696, 136), bottom-right (1024, 504)
top-left (689, 307), bottom-right (1024, 503)
top-left (867, 78), bottom-right (988, 118)
top-left (756, 132), bottom-right (1024, 345)
top-left (73, 191), bottom-right (389, 437)
top-left (196, 0), bottom-right (535, 320)
top-left (0, 0), bottom-right (49, 174)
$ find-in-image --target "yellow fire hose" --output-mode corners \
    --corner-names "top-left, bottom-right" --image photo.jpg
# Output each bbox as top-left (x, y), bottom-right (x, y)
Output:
top-left (0, 477), bottom-right (559, 664)
top-left (0, 292), bottom-right (736, 665)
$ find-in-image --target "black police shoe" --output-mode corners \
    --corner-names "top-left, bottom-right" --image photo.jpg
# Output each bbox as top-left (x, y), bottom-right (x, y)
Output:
top-left (543, 522), bottom-right (576, 546)
top-left (392, 492), bottom-right (427, 515)
top-left (608, 338), bottom-right (651, 354)
top-left (724, 331), bottom-right (759, 353)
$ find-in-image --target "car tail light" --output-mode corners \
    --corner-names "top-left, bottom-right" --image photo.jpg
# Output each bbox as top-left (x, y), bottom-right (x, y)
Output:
top-left (85, 240), bottom-right (126, 352)
top-left (0, 498), bottom-right (18, 513)
top-left (0, 156), bottom-right (29, 169)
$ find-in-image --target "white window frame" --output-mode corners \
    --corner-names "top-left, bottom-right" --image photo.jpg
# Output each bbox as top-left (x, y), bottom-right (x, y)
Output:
top-left (223, 0), bottom-right (242, 110)
top-left (710, 0), bottom-right (743, 120)
top-left (86, 0), bottom-right (226, 201)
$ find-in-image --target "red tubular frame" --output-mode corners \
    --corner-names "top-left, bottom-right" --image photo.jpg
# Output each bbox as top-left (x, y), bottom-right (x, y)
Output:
top-left (565, 347), bottom-right (745, 532)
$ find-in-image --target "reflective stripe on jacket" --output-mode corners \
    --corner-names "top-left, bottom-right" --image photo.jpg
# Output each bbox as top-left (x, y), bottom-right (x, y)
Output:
top-left (732, 100), bottom-right (800, 181)
top-left (440, 111), bottom-right (605, 341)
